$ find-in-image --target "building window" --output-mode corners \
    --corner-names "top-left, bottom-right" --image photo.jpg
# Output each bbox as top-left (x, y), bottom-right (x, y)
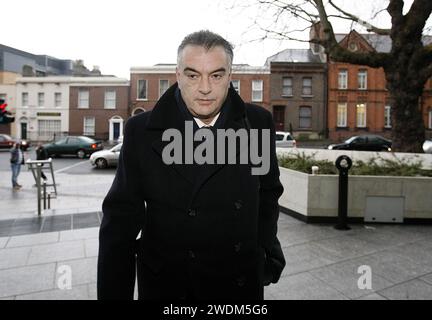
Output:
top-left (299, 106), bottom-right (312, 128)
top-left (22, 92), bottom-right (29, 106)
top-left (83, 117), bottom-right (95, 136)
top-left (429, 109), bottom-right (432, 129)
top-left (104, 90), bottom-right (116, 109)
top-left (338, 69), bottom-right (348, 89)
top-left (282, 77), bottom-right (293, 96)
top-left (252, 80), bottom-right (263, 102)
top-left (358, 69), bottom-right (367, 90)
top-left (337, 102), bottom-right (347, 127)
top-left (384, 105), bottom-right (392, 128)
top-left (55, 93), bottom-right (62, 107)
top-left (231, 80), bottom-right (240, 94)
top-left (38, 119), bottom-right (61, 141)
top-left (356, 103), bottom-right (367, 127)
top-left (302, 77), bottom-right (312, 96)
top-left (138, 80), bottom-right (148, 100)
top-left (159, 80), bottom-right (169, 98)
top-left (38, 93), bottom-right (45, 107)
top-left (78, 89), bottom-right (89, 108)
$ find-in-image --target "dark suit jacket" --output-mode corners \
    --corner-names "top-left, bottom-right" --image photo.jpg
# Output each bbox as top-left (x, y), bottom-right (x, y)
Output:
top-left (97, 83), bottom-right (285, 300)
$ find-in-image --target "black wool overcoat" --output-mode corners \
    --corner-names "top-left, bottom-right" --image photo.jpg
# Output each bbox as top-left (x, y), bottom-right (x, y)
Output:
top-left (97, 83), bottom-right (285, 300)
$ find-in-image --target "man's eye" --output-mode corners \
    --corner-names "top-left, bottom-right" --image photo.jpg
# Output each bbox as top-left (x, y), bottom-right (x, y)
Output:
top-left (212, 74), bottom-right (223, 80)
top-left (187, 74), bottom-right (198, 79)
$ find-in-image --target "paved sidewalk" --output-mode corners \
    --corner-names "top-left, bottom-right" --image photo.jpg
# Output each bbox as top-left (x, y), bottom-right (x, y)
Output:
top-left (1, 171), bottom-right (432, 300)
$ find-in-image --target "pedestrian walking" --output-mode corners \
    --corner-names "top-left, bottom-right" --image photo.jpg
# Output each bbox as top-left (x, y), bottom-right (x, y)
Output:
top-left (35, 142), bottom-right (48, 181)
top-left (10, 141), bottom-right (25, 190)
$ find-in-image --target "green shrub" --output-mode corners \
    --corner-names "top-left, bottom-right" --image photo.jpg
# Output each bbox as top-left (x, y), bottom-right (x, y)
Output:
top-left (278, 153), bottom-right (432, 177)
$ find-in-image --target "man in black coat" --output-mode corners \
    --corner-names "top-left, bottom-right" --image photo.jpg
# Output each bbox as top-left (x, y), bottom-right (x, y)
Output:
top-left (98, 30), bottom-right (285, 300)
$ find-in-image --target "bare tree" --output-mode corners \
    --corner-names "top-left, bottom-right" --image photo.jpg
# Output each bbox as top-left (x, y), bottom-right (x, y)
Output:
top-left (235, 0), bottom-right (432, 152)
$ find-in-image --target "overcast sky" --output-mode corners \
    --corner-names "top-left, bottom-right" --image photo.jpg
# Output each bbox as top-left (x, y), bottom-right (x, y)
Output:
top-left (1, 0), bottom-right (423, 78)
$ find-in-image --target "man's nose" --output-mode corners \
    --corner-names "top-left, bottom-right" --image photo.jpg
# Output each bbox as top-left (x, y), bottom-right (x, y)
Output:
top-left (198, 77), bottom-right (211, 95)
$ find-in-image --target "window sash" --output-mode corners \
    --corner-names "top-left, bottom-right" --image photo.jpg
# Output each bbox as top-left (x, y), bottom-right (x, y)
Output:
top-left (428, 110), bottom-right (432, 129)
top-left (337, 103), bottom-right (347, 127)
top-left (282, 77), bottom-right (293, 96)
top-left (358, 70), bottom-right (367, 89)
top-left (384, 106), bottom-right (392, 128)
top-left (38, 120), bottom-right (61, 140)
top-left (83, 117), bottom-right (95, 136)
top-left (138, 80), bottom-right (147, 100)
top-left (55, 93), bottom-right (62, 107)
top-left (302, 78), bottom-right (312, 95)
top-left (338, 70), bottom-right (348, 89)
top-left (252, 80), bottom-right (263, 102)
top-left (38, 93), bottom-right (44, 107)
top-left (22, 92), bottom-right (29, 106)
top-left (104, 90), bottom-right (116, 109)
top-left (299, 106), bottom-right (312, 128)
top-left (231, 80), bottom-right (240, 93)
top-left (356, 103), bottom-right (367, 127)
top-left (159, 80), bottom-right (169, 98)
top-left (78, 90), bottom-right (89, 108)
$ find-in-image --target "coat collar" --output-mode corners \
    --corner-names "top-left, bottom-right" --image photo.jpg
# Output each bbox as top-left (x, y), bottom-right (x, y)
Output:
top-left (148, 82), bottom-right (249, 205)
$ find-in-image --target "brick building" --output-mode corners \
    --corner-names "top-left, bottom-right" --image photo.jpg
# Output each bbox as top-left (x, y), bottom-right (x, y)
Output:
top-left (69, 77), bottom-right (129, 142)
top-left (266, 49), bottom-right (327, 137)
top-left (327, 30), bottom-right (432, 142)
top-left (129, 64), bottom-right (270, 115)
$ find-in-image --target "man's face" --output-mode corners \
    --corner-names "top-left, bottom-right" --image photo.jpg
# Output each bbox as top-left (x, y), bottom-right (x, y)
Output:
top-left (176, 45), bottom-right (232, 122)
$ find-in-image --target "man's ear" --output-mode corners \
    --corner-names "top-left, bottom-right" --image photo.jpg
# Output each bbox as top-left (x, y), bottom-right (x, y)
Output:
top-left (175, 67), bottom-right (180, 83)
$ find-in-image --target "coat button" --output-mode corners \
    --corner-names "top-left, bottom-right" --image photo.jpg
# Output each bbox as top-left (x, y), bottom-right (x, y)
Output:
top-left (234, 242), bottom-right (242, 252)
top-left (188, 250), bottom-right (196, 259)
top-left (234, 200), bottom-right (243, 210)
top-left (188, 209), bottom-right (196, 217)
top-left (236, 276), bottom-right (246, 287)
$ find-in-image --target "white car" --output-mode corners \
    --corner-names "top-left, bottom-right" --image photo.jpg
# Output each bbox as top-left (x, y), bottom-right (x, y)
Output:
top-left (275, 131), bottom-right (296, 148)
top-left (423, 139), bottom-right (432, 154)
top-left (90, 143), bottom-right (122, 169)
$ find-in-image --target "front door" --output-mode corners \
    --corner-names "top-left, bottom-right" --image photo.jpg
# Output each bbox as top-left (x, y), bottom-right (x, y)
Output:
top-left (21, 123), bottom-right (27, 140)
top-left (273, 105), bottom-right (285, 131)
top-left (113, 122), bottom-right (120, 141)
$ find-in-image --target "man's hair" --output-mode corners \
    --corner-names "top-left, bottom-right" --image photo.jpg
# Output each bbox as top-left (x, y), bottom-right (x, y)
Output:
top-left (177, 30), bottom-right (234, 67)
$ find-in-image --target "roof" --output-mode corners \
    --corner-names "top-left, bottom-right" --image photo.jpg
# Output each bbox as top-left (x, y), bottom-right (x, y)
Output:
top-left (335, 33), bottom-right (432, 53)
top-left (265, 49), bottom-right (323, 65)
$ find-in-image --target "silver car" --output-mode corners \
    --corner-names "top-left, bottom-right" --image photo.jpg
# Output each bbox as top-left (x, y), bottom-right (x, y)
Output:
top-left (90, 143), bottom-right (122, 169)
top-left (423, 139), bottom-right (432, 154)
top-left (275, 131), bottom-right (297, 148)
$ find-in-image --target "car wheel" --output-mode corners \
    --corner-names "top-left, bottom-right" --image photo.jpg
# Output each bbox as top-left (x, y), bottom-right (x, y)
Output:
top-left (77, 149), bottom-right (86, 159)
top-left (95, 158), bottom-right (108, 169)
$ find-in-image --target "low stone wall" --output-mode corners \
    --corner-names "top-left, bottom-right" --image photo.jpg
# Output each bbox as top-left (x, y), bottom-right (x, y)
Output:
top-left (279, 166), bottom-right (432, 223)
top-left (277, 147), bottom-right (432, 169)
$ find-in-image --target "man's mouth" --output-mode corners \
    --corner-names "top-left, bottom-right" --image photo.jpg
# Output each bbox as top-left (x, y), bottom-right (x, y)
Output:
top-left (196, 99), bottom-right (215, 105)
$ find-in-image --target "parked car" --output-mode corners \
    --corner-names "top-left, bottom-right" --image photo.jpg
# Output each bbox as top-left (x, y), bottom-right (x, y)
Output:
top-left (0, 134), bottom-right (30, 151)
top-left (423, 139), bottom-right (432, 154)
top-left (275, 131), bottom-right (297, 148)
top-left (43, 136), bottom-right (103, 159)
top-left (90, 143), bottom-right (122, 169)
top-left (327, 135), bottom-right (392, 152)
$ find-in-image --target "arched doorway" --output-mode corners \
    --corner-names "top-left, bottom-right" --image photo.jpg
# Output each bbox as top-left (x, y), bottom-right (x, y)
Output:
top-left (109, 116), bottom-right (124, 142)
top-left (132, 107), bottom-right (146, 116)
top-left (19, 117), bottom-right (28, 140)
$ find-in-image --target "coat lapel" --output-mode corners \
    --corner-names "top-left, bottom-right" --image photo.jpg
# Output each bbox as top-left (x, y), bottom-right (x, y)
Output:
top-left (147, 82), bottom-right (249, 203)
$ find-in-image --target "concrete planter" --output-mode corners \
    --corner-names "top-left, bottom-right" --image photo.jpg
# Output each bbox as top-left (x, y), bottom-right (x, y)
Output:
top-left (279, 166), bottom-right (432, 224)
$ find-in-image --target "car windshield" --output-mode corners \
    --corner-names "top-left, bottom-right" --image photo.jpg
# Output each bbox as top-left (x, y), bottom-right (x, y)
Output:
top-left (2, 134), bottom-right (12, 140)
top-left (344, 136), bottom-right (357, 144)
top-left (275, 134), bottom-right (284, 141)
top-left (79, 136), bottom-right (96, 143)
top-left (111, 144), bottom-right (122, 152)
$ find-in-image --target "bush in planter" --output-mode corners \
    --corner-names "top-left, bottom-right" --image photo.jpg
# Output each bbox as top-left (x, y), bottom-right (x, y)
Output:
top-left (278, 153), bottom-right (432, 177)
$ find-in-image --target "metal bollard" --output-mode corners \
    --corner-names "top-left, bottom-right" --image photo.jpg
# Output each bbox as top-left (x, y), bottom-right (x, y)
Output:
top-left (48, 194), bottom-right (51, 209)
top-left (334, 155), bottom-right (352, 230)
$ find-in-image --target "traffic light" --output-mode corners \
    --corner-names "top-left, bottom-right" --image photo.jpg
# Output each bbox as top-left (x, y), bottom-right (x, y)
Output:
top-left (0, 98), bottom-right (15, 124)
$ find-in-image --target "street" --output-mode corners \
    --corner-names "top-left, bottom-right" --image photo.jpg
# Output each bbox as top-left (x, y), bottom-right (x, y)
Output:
top-left (0, 148), bottom-right (117, 175)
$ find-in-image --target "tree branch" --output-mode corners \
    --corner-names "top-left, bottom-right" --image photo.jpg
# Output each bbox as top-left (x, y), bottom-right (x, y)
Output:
top-left (328, 0), bottom-right (391, 35)
top-left (405, 0), bottom-right (432, 37)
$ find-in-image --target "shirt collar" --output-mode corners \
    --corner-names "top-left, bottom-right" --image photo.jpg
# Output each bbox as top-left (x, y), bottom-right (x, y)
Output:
top-left (193, 113), bottom-right (220, 128)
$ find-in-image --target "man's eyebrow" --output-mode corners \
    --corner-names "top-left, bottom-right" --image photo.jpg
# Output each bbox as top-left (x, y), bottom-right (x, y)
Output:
top-left (183, 67), bottom-right (227, 74)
